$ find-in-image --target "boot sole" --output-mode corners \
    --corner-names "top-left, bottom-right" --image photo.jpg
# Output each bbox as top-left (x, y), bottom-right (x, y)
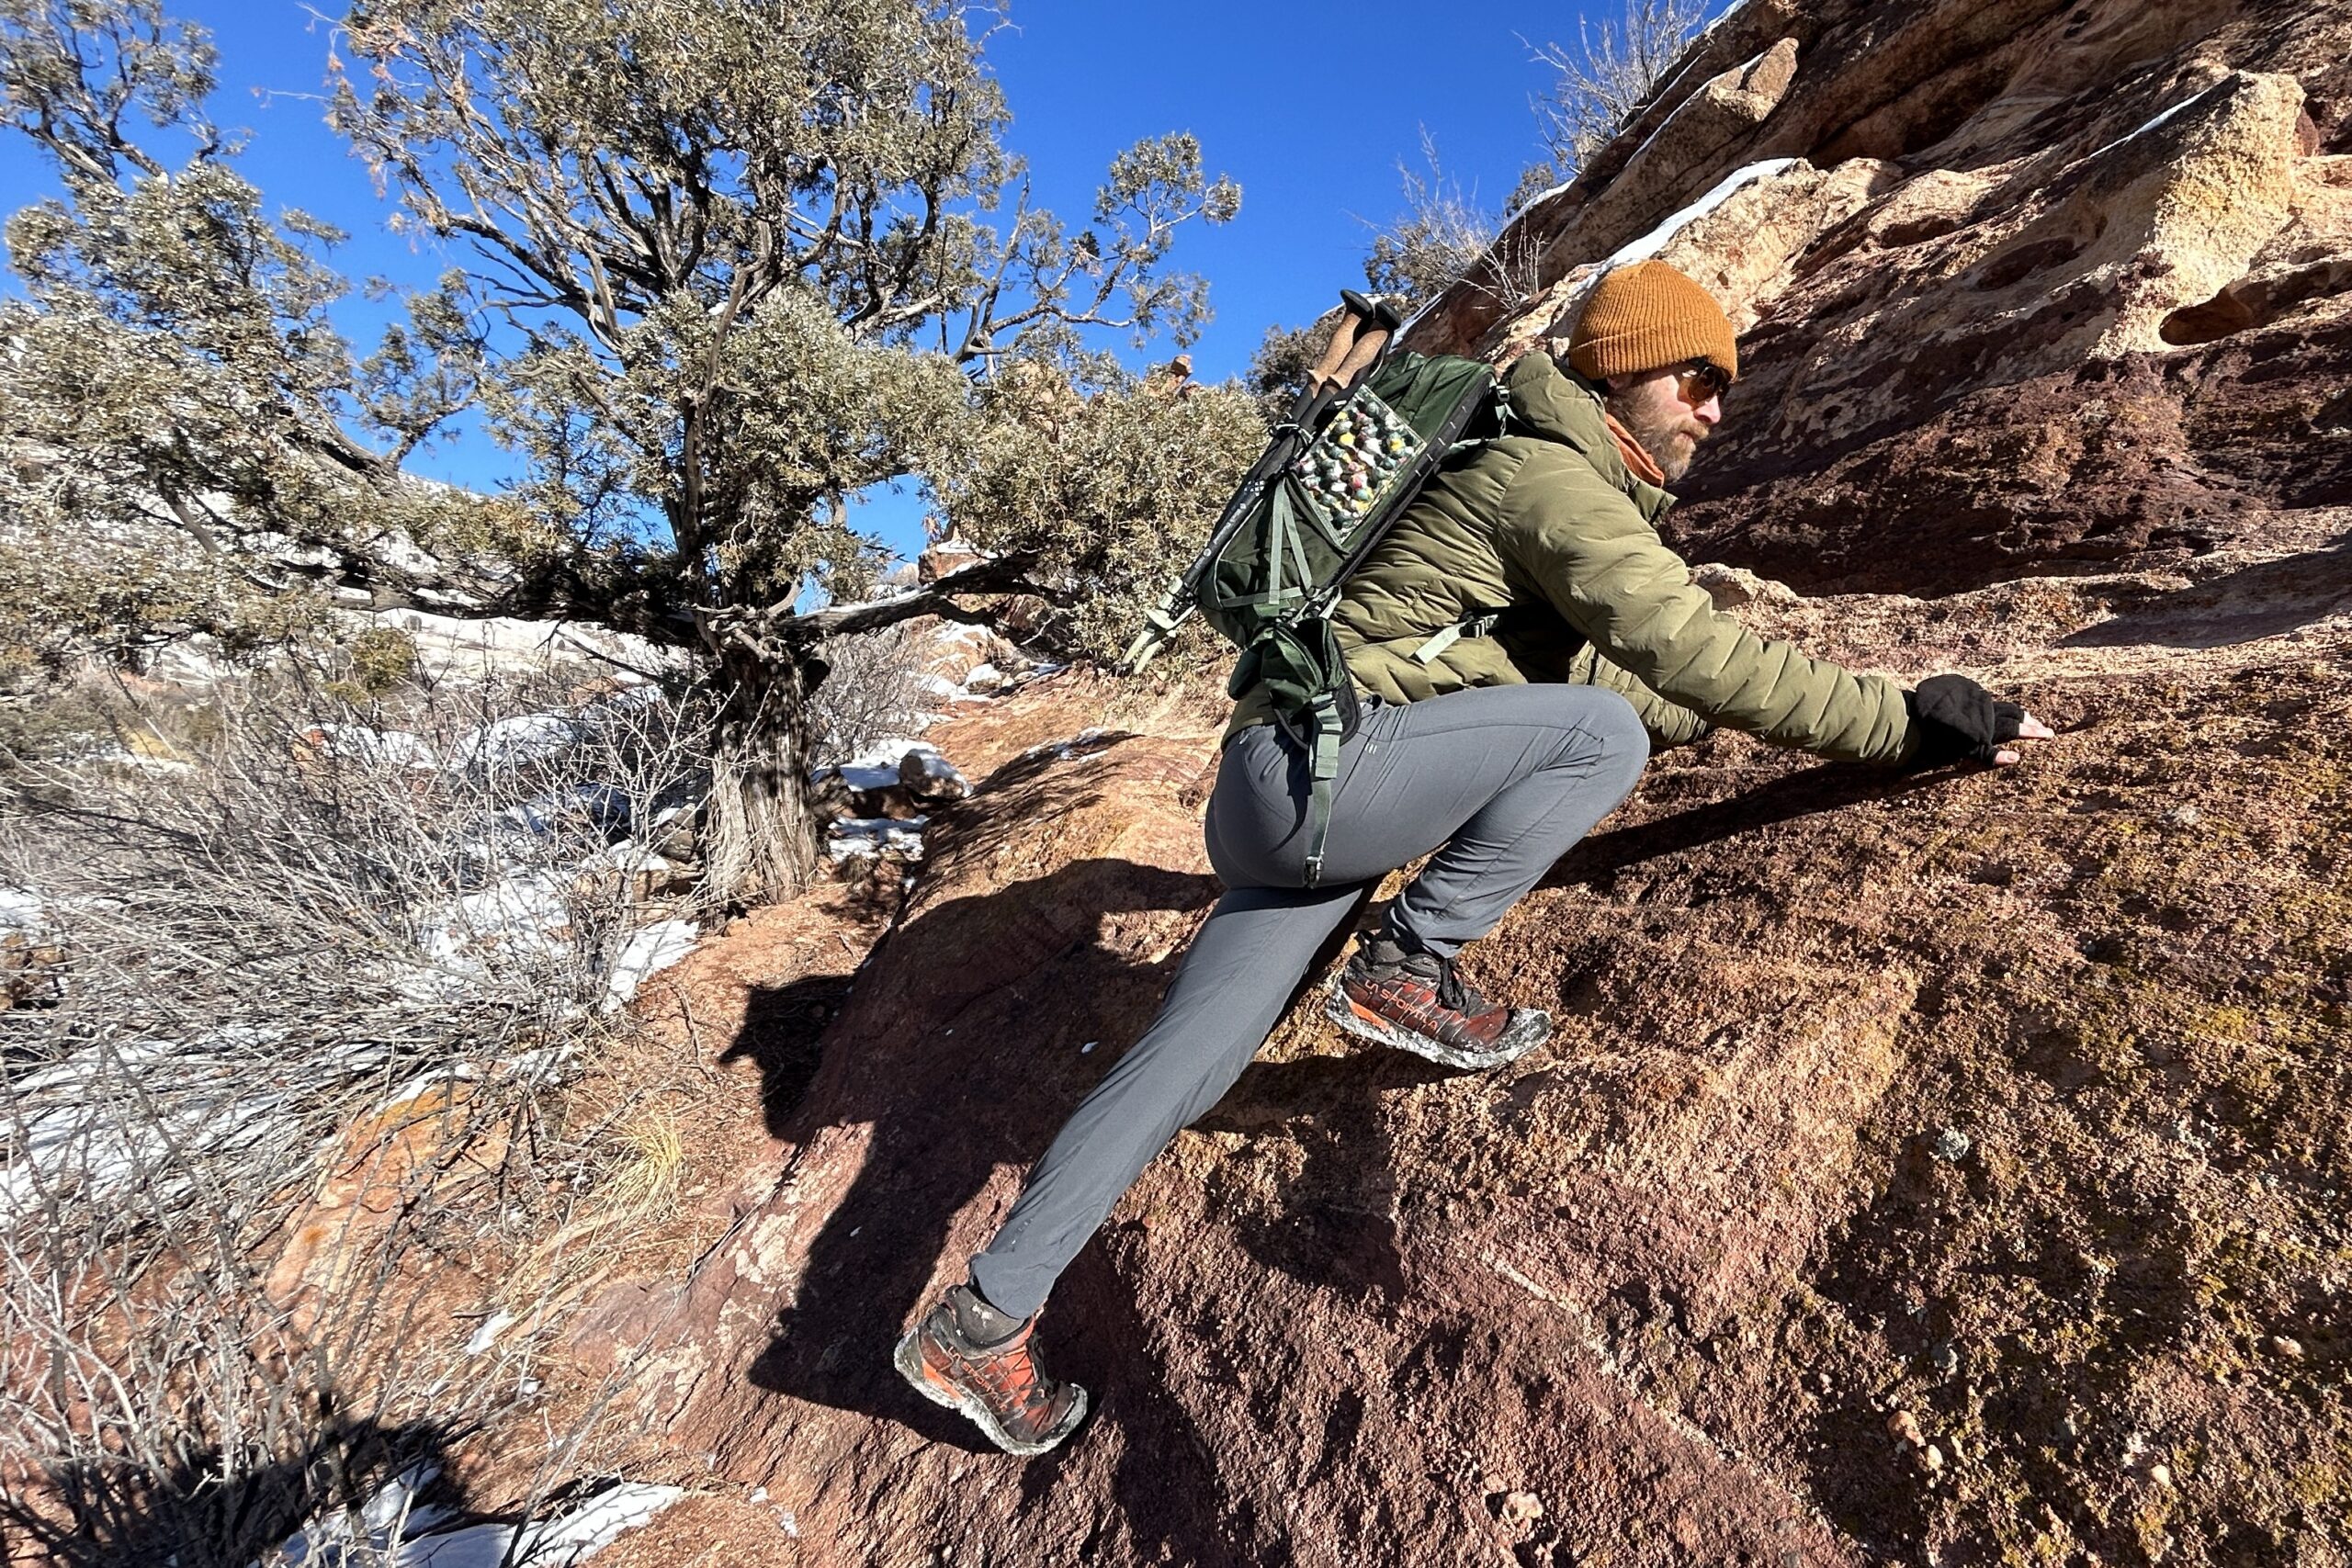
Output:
top-left (892, 1327), bottom-right (1089, 1457)
top-left (1323, 978), bottom-right (1551, 1072)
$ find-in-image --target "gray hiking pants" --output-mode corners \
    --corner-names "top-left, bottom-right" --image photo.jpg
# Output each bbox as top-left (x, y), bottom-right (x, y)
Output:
top-left (968, 682), bottom-right (1649, 1320)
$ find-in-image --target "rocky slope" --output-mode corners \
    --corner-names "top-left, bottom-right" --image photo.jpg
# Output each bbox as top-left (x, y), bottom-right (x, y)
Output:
top-left (548, 2), bottom-right (2352, 1562)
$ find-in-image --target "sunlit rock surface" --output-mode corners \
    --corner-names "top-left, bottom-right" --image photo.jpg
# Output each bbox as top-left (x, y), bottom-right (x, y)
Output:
top-left (563, 3), bottom-right (2352, 1562)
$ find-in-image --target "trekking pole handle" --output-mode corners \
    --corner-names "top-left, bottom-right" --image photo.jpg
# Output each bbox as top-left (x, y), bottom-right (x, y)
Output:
top-left (1330, 323), bottom-right (1392, 389)
top-left (1306, 293), bottom-right (1372, 392)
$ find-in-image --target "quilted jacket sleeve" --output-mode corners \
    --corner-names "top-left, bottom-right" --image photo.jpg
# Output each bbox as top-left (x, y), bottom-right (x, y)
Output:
top-left (1498, 458), bottom-right (1917, 765)
top-left (1563, 644), bottom-right (1713, 751)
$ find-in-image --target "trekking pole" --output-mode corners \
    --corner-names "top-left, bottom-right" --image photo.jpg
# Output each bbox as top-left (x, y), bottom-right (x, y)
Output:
top-left (1286, 289), bottom-right (1396, 434)
top-left (1121, 291), bottom-right (1403, 675)
top-left (1329, 294), bottom-right (1405, 391)
top-left (1304, 289), bottom-right (1375, 394)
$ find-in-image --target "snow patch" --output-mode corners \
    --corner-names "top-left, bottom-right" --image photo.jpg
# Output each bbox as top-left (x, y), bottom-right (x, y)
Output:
top-left (1600, 157), bottom-right (1802, 271)
top-left (1605, 47), bottom-right (1773, 186)
top-left (3, 1030), bottom-right (333, 1208)
top-left (448, 715), bottom-right (582, 772)
top-left (364, 610), bottom-right (684, 687)
top-left (2084, 80), bottom-right (2226, 163)
top-left (1500, 174), bottom-right (1577, 231)
top-left (0, 885), bottom-right (44, 933)
top-left (826, 816), bottom-right (927, 862)
top-left (899, 747), bottom-right (967, 795)
top-left (262, 1467), bottom-right (684, 1568)
top-left (407, 870), bottom-right (574, 996)
top-left (1693, 0), bottom-right (1758, 48)
top-left (604, 919), bottom-right (698, 1009)
top-left (463, 1310), bottom-right (516, 1356)
top-left (816, 738), bottom-right (959, 793)
top-left (1023, 727), bottom-right (1115, 764)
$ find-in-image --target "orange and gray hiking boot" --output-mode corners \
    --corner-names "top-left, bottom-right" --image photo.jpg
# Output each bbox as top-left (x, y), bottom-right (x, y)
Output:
top-left (1325, 935), bottom-right (1551, 1071)
top-left (893, 1284), bottom-right (1088, 1456)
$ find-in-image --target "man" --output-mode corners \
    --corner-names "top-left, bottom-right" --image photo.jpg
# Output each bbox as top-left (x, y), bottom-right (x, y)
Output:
top-left (894, 260), bottom-right (2053, 1454)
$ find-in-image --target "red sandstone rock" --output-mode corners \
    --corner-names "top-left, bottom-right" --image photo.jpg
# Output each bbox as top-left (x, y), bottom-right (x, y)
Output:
top-left (529, 3), bottom-right (2352, 1562)
top-left (1414, 0), bottom-right (2352, 596)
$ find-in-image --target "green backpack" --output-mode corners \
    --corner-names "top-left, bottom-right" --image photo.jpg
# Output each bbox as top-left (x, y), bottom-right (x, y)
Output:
top-left (1120, 292), bottom-right (1508, 886)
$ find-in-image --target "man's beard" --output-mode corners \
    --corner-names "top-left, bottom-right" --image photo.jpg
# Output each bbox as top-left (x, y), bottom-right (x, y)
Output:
top-left (1604, 391), bottom-right (1701, 482)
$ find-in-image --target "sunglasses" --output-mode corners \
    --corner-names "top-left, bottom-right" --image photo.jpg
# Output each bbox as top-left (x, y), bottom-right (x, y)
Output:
top-left (1674, 361), bottom-right (1732, 404)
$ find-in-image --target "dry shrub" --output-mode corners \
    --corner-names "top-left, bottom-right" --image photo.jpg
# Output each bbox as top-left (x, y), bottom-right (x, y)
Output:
top-left (806, 622), bottom-right (932, 761)
top-left (0, 667), bottom-right (715, 1565)
top-left (1525, 0), bottom-right (1710, 179)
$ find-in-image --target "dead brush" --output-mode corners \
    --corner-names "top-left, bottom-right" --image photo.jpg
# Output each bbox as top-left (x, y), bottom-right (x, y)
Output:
top-left (0, 665), bottom-right (717, 1566)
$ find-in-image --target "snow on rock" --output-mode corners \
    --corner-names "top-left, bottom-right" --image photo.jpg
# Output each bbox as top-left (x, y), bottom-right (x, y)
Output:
top-left (145, 633), bottom-right (232, 686)
top-left (262, 1465), bottom-right (684, 1568)
top-left (604, 919), bottom-right (699, 1009)
top-left (896, 745), bottom-right (969, 801)
top-left (826, 816), bottom-right (927, 862)
top-left (361, 610), bottom-right (686, 688)
top-left (830, 759), bottom-right (911, 791)
top-left (448, 715), bottom-right (582, 773)
top-left (819, 738), bottom-right (942, 792)
top-left (1600, 157), bottom-right (1803, 272)
top-left (2084, 78), bottom-right (2227, 163)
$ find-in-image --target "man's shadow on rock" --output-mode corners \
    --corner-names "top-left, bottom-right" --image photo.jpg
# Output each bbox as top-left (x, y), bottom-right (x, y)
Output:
top-left (1539, 758), bottom-right (1951, 888)
top-left (726, 856), bottom-right (1230, 1447)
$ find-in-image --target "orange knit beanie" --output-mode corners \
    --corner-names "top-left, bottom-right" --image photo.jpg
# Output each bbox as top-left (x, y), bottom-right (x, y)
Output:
top-left (1566, 260), bottom-right (1738, 383)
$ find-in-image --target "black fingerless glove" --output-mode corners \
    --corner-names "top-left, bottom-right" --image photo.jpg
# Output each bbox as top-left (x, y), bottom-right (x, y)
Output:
top-left (1905, 673), bottom-right (2026, 769)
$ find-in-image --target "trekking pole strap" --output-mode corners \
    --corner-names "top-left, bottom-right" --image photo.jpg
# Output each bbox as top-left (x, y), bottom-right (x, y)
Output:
top-left (1119, 590), bottom-right (1196, 673)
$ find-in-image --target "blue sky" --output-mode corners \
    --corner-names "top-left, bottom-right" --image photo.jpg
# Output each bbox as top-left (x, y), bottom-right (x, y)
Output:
top-left (0, 0), bottom-right (1721, 562)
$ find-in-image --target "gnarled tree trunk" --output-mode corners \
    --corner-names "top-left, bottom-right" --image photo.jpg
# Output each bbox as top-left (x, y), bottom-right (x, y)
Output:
top-left (703, 642), bottom-right (827, 910)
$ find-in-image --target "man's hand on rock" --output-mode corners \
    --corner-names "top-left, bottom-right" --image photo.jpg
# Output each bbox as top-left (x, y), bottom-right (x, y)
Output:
top-left (1906, 673), bottom-right (2056, 770)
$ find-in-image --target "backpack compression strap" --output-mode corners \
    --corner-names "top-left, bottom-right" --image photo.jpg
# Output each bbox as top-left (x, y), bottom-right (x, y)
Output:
top-left (1269, 679), bottom-right (1356, 890)
top-left (1303, 689), bottom-right (1343, 887)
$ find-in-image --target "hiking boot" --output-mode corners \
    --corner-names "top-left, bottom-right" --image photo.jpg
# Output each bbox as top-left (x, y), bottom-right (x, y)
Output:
top-left (1325, 935), bottom-right (1551, 1071)
top-left (893, 1284), bottom-right (1088, 1456)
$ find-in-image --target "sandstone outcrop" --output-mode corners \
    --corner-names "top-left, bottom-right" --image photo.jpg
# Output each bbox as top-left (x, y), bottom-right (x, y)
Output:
top-left (543, 3), bottom-right (2352, 1563)
top-left (1427, 0), bottom-right (2352, 597)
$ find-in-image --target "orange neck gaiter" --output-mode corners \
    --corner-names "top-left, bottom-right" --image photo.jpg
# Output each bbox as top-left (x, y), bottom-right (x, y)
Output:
top-left (1604, 412), bottom-right (1668, 487)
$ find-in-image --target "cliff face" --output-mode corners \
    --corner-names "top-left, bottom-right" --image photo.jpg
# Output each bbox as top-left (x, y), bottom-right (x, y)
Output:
top-left (568, 4), bottom-right (2352, 1563)
top-left (1414, 0), bottom-right (2352, 600)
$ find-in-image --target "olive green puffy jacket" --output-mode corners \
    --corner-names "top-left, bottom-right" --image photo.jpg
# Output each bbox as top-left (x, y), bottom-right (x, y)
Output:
top-left (1226, 352), bottom-right (1918, 765)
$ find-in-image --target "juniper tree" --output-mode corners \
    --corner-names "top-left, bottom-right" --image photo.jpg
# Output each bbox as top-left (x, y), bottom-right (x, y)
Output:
top-left (0, 0), bottom-right (534, 677)
top-left (329, 0), bottom-right (1241, 904)
top-left (943, 352), bottom-right (1263, 667)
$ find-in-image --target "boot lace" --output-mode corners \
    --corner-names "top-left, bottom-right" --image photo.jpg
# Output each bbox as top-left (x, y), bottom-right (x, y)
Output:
top-left (1434, 953), bottom-right (1468, 1013)
top-left (975, 1338), bottom-right (1049, 1415)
